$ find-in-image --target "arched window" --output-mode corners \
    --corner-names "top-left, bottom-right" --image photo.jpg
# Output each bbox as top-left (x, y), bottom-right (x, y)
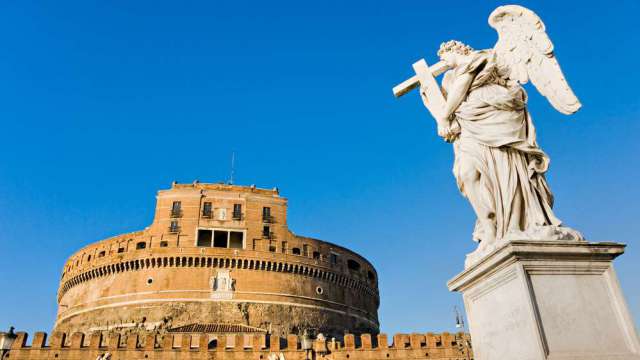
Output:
top-left (347, 259), bottom-right (361, 271)
top-left (208, 339), bottom-right (218, 349)
top-left (292, 247), bottom-right (301, 255)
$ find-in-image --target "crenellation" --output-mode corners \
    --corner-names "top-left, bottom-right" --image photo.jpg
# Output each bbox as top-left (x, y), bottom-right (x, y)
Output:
top-left (108, 333), bottom-right (121, 350)
top-left (376, 334), bottom-right (388, 349)
top-left (216, 334), bottom-right (226, 351)
top-left (270, 335), bottom-right (281, 352)
top-left (286, 334), bottom-right (298, 350)
top-left (344, 334), bottom-right (355, 350)
top-left (70, 332), bottom-right (84, 349)
top-left (50, 332), bottom-right (66, 349)
top-left (32, 331), bottom-right (47, 348)
top-left (127, 333), bottom-right (140, 350)
top-left (234, 334), bottom-right (243, 350)
top-left (89, 332), bottom-right (102, 349)
top-left (4, 331), bottom-right (472, 359)
top-left (161, 334), bottom-right (174, 350)
top-left (410, 333), bottom-right (424, 349)
top-left (197, 334), bottom-right (208, 352)
top-left (11, 332), bottom-right (28, 350)
top-left (392, 334), bottom-right (409, 349)
top-left (360, 333), bottom-right (372, 349)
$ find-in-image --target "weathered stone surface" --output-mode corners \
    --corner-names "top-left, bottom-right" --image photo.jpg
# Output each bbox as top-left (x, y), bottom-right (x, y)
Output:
top-left (5, 331), bottom-right (473, 360)
top-left (55, 183), bottom-right (379, 339)
top-left (448, 240), bottom-right (640, 360)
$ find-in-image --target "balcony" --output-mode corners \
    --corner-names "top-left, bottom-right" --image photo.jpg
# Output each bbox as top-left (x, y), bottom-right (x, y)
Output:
top-left (262, 215), bottom-right (275, 223)
top-left (232, 212), bottom-right (243, 221)
top-left (201, 210), bottom-right (213, 219)
top-left (170, 210), bottom-right (183, 218)
top-left (168, 225), bottom-right (181, 234)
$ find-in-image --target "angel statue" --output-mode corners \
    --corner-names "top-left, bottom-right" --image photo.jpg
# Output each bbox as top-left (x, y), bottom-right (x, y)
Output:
top-left (393, 5), bottom-right (583, 255)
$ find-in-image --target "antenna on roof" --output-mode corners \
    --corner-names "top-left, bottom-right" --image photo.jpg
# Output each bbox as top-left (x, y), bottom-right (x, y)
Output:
top-left (229, 151), bottom-right (236, 185)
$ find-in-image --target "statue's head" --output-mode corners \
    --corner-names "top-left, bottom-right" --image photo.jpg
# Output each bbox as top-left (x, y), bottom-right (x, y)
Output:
top-left (438, 40), bottom-right (474, 67)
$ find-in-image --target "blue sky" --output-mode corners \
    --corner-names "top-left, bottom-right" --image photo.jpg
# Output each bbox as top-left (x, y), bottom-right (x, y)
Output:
top-left (0, 0), bottom-right (638, 336)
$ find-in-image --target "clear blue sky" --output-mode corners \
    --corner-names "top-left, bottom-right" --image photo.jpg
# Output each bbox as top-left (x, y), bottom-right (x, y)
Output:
top-left (0, 0), bottom-right (638, 336)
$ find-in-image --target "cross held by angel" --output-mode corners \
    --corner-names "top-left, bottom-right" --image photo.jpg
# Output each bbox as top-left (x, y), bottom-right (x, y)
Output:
top-left (394, 5), bottom-right (583, 252)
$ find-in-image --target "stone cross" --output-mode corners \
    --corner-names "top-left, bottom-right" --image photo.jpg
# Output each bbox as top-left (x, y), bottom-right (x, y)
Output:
top-left (393, 59), bottom-right (449, 120)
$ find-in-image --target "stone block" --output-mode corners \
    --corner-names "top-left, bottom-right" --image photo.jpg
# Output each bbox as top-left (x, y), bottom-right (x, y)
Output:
top-left (448, 240), bottom-right (640, 360)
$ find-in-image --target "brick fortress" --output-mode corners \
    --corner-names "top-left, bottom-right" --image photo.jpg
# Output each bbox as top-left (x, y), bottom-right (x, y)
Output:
top-left (3, 182), bottom-right (472, 360)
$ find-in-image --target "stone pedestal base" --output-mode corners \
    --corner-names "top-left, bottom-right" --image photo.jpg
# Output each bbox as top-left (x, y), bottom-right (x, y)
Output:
top-left (448, 240), bottom-right (640, 360)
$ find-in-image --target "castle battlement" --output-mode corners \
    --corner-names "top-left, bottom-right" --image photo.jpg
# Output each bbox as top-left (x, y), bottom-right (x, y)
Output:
top-left (8, 331), bottom-right (472, 360)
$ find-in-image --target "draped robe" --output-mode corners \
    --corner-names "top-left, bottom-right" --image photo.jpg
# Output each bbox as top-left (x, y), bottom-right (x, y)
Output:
top-left (445, 51), bottom-right (562, 242)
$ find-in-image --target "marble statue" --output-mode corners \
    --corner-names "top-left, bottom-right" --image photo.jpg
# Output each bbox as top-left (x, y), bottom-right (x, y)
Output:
top-left (394, 5), bottom-right (583, 253)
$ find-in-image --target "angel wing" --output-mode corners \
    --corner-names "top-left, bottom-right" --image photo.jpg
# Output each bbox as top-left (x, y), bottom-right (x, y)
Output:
top-left (489, 5), bottom-right (581, 115)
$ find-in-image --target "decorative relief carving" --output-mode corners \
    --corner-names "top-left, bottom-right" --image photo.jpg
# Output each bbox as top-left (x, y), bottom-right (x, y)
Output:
top-left (210, 270), bottom-right (235, 300)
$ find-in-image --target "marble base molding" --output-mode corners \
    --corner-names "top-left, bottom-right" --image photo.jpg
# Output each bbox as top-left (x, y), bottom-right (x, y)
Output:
top-left (448, 240), bottom-right (640, 360)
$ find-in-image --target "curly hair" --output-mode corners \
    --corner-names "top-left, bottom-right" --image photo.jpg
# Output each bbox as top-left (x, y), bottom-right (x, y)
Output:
top-left (437, 40), bottom-right (474, 59)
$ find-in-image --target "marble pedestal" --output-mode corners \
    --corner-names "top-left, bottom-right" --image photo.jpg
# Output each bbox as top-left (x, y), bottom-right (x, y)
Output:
top-left (448, 240), bottom-right (640, 360)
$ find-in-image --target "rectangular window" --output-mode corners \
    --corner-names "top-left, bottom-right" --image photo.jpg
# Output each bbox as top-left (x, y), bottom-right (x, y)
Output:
top-left (313, 251), bottom-right (320, 260)
top-left (213, 230), bottom-right (229, 248)
top-left (281, 241), bottom-right (288, 254)
top-left (202, 202), bottom-right (212, 218)
top-left (197, 229), bottom-right (213, 247)
top-left (303, 244), bottom-right (309, 257)
top-left (262, 225), bottom-right (271, 238)
top-left (262, 207), bottom-right (272, 222)
top-left (197, 228), bottom-right (245, 249)
top-left (229, 231), bottom-right (244, 249)
top-left (330, 253), bottom-right (338, 265)
top-left (169, 220), bottom-right (180, 233)
top-left (171, 201), bottom-right (182, 217)
top-left (233, 204), bottom-right (242, 220)
top-left (269, 240), bottom-right (276, 252)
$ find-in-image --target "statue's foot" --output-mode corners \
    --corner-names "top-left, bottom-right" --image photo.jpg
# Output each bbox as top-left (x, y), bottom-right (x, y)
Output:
top-left (472, 219), bottom-right (497, 245)
top-left (503, 225), bottom-right (585, 242)
top-left (465, 225), bottom-right (584, 268)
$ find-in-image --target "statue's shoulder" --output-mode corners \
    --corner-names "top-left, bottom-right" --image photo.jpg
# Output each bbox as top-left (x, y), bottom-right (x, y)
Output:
top-left (455, 51), bottom-right (491, 76)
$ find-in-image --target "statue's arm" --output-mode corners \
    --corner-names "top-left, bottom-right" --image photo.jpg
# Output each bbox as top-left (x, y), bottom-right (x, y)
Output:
top-left (439, 72), bottom-right (474, 123)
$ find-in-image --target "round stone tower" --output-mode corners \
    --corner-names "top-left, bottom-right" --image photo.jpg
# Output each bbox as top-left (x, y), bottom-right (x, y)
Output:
top-left (55, 183), bottom-right (379, 338)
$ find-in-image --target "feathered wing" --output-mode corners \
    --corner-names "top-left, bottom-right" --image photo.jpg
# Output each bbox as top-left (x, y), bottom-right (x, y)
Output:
top-left (488, 5), bottom-right (581, 115)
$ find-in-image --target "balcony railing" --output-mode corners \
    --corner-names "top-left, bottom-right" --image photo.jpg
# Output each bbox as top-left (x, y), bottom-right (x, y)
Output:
top-left (201, 211), bottom-right (212, 219)
top-left (168, 225), bottom-right (181, 234)
top-left (232, 212), bottom-right (243, 221)
top-left (170, 210), bottom-right (183, 218)
top-left (262, 215), bottom-right (275, 223)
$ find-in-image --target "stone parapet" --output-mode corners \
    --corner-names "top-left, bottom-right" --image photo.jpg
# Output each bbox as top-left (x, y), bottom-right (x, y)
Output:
top-left (7, 331), bottom-right (472, 360)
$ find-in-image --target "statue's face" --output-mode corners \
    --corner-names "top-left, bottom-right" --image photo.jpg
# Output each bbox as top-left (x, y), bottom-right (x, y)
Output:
top-left (441, 52), bottom-right (458, 68)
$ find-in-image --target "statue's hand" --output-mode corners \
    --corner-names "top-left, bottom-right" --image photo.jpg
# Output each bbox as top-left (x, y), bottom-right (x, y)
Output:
top-left (437, 121), bottom-right (460, 143)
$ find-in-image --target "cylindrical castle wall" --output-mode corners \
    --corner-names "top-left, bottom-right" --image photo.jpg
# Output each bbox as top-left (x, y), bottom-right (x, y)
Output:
top-left (56, 244), bottom-right (379, 338)
top-left (55, 184), bottom-right (380, 338)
